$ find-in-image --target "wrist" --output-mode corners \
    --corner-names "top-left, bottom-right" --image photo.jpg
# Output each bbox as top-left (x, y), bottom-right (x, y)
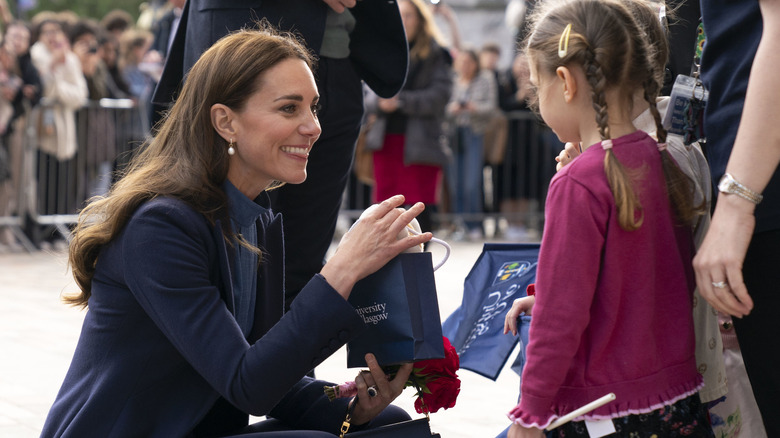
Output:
top-left (717, 172), bottom-right (763, 205)
top-left (715, 190), bottom-right (757, 216)
top-left (320, 261), bottom-right (357, 300)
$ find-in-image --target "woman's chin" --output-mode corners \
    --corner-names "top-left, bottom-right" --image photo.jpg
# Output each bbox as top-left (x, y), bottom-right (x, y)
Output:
top-left (285, 172), bottom-right (307, 185)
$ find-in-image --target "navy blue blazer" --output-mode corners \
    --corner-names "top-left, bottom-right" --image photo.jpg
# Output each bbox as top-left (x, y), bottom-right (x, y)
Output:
top-left (153, 0), bottom-right (409, 105)
top-left (40, 197), bottom-right (365, 437)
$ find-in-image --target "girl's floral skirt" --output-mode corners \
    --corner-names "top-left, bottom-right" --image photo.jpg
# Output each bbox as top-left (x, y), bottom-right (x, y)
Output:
top-left (547, 393), bottom-right (714, 438)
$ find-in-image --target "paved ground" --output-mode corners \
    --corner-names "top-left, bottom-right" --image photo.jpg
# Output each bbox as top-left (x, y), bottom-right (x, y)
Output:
top-left (0, 235), bottom-right (535, 437)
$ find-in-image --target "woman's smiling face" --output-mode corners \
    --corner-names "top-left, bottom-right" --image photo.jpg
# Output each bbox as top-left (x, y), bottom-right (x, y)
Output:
top-left (223, 57), bottom-right (321, 198)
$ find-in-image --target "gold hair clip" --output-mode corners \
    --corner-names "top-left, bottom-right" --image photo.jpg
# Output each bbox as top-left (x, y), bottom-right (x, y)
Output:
top-left (558, 23), bottom-right (572, 58)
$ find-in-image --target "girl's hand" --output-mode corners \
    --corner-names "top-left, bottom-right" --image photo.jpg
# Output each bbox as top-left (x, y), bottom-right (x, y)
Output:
top-left (555, 142), bottom-right (581, 171)
top-left (320, 195), bottom-right (431, 299)
top-left (504, 296), bottom-right (535, 336)
top-left (350, 353), bottom-right (413, 425)
top-left (508, 423), bottom-right (544, 438)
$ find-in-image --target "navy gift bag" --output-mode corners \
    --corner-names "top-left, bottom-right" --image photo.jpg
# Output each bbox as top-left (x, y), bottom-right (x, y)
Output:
top-left (347, 251), bottom-right (445, 367)
top-left (442, 243), bottom-right (539, 380)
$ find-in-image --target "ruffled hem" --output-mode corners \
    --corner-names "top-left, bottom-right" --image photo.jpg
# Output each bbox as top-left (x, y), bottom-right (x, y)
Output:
top-left (507, 378), bottom-right (704, 427)
top-left (506, 411), bottom-right (558, 430)
top-left (581, 380), bottom-right (704, 421)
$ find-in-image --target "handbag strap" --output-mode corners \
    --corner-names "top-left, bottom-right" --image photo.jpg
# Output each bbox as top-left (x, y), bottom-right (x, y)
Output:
top-left (340, 397), bottom-right (359, 438)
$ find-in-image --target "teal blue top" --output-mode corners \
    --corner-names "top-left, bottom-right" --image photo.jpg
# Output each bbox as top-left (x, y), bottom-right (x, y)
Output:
top-left (224, 180), bottom-right (266, 336)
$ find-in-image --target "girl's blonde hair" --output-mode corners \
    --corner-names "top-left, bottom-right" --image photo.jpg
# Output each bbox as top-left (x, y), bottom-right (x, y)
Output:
top-left (66, 24), bottom-right (315, 307)
top-left (526, 0), bottom-right (700, 230)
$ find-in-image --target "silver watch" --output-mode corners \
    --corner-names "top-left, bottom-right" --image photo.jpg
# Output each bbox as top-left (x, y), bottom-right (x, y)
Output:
top-left (718, 173), bottom-right (763, 204)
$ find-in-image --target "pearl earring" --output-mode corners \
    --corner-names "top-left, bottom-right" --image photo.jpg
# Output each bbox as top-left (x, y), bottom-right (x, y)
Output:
top-left (228, 138), bottom-right (236, 156)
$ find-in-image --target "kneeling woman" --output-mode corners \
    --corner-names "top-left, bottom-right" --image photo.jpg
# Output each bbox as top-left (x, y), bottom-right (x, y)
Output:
top-left (41, 26), bottom-right (430, 438)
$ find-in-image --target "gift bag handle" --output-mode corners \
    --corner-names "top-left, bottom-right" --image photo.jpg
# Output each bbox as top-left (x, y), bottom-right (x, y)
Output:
top-left (403, 225), bottom-right (451, 271)
top-left (350, 205), bottom-right (451, 271)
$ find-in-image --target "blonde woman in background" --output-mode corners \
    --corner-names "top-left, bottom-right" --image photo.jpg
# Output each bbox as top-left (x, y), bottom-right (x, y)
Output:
top-left (363, 0), bottom-right (453, 236)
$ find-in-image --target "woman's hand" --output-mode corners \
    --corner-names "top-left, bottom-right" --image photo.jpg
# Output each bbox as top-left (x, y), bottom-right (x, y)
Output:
top-left (508, 423), bottom-right (544, 438)
top-left (320, 195), bottom-right (431, 299)
top-left (350, 353), bottom-right (413, 425)
top-left (693, 194), bottom-right (755, 317)
top-left (503, 296), bottom-right (535, 336)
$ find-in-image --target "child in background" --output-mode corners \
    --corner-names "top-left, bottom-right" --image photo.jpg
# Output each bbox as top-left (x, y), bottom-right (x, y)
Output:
top-left (505, 1), bottom-right (712, 436)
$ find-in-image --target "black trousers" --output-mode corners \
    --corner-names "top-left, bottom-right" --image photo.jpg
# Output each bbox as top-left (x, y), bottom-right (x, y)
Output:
top-left (268, 57), bottom-right (365, 308)
top-left (733, 229), bottom-right (780, 436)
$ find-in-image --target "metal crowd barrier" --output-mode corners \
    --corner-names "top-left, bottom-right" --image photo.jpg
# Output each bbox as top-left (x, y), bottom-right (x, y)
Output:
top-left (3, 99), bottom-right (559, 250)
top-left (11, 98), bottom-right (149, 248)
top-left (341, 111), bottom-right (561, 237)
top-left (0, 111), bottom-right (36, 251)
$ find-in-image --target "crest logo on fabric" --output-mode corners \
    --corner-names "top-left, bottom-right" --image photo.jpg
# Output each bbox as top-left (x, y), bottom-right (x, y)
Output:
top-left (493, 261), bottom-right (531, 286)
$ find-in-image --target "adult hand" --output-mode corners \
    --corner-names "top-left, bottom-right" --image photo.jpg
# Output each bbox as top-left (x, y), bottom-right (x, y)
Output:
top-left (377, 96), bottom-right (400, 113)
top-left (507, 423), bottom-right (544, 438)
top-left (350, 353), bottom-right (413, 425)
top-left (693, 194), bottom-right (755, 317)
top-left (323, 0), bottom-right (356, 13)
top-left (72, 40), bottom-right (97, 76)
top-left (555, 142), bottom-right (581, 171)
top-left (320, 195), bottom-right (431, 299)
top-left (503, 296), bottom-right (535, 336)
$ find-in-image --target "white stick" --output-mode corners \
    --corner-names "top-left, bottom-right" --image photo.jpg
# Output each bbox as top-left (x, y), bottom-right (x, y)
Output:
top-left (545, 393), bottom-right (616, 430)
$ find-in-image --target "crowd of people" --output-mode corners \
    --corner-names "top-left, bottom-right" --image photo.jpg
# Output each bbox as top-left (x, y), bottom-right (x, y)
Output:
top-left (0, 0), bottom-right (555, 252)
top-left (356, 0), bottom-right (558, 244)
top-left (0, 0), bottom-right (179, 251)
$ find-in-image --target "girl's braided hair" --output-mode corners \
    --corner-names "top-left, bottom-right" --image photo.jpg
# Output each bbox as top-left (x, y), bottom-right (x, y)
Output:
top-left (526, 0), bottom-right (701, 230)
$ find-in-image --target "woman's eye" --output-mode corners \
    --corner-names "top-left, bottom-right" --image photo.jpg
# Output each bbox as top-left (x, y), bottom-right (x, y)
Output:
top-left (281, 104), bottom-right (297, 114)
top-left (311, 103), bottom-right (321, 116)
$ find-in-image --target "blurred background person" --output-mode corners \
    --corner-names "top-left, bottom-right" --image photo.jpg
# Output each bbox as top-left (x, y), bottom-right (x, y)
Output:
top-left (363, 0), bottom-right (453, 237)
top-left (0, 20), bottom-right (40, 251)
top-left (478, 42), bottom-right (509, 225)
top-left (495, 52), bottom-right (537, 241)
top-left (0, 37), bottom-right (21, 251)
top-left (99, 9), bottom-right (133, 42)
top-left (445, 47), bottom-right (497, 241)
top-left (119, 28), bottom-right (160, 134)
top-left (151, 0), bottom-right (185, 62)
top-left (69, 18), bottom-right (123, 199)
top-left (29, 18), bottom-right (88, 247)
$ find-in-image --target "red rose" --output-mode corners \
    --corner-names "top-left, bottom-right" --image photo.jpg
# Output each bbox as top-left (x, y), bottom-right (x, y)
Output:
top-left (414, 337), bottom-right (459, 379)
top-left (414, 375), bottom-right (460, 414)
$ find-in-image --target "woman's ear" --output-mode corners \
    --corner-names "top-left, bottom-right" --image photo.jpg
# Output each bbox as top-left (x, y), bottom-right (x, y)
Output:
top-left (210, 103), bottom-right (236, 141)
top-left (555, 66), bottom-right (578, 103)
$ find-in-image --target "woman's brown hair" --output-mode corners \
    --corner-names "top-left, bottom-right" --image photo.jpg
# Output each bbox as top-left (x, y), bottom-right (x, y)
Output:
top-left (526, 0), bottom-right (700, 231)
top-left (65, 24), bottom-right (315, 307)
top-left (401, 0), bottom-right (447, 61)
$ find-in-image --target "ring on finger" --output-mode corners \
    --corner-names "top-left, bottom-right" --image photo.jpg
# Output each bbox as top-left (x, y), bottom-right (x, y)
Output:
top-left (367, 386), bottom-right (378, 397)
top-left (712, 281), bottom-right (728, 289)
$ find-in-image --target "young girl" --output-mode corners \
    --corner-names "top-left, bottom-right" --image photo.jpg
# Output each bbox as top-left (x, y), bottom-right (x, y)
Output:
top-left (505, 1), bottom-right (713, 437)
